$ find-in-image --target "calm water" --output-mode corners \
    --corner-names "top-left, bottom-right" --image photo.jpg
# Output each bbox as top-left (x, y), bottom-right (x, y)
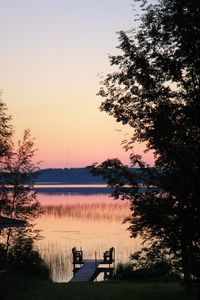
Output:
top-left (35, 185), bottom-right (141, 282)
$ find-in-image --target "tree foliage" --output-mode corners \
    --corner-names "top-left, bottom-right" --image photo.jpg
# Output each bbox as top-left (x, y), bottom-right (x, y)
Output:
top-left (91, 0), bottom-right (200, 284)
top-left (0, 130), bottom-right (42, 260)
top-left (0, 96), bottom-right (12, 160)
top-left (1, 130), bottom-right (41, 221)
top-left (0, 98), bottom-right (45, 275)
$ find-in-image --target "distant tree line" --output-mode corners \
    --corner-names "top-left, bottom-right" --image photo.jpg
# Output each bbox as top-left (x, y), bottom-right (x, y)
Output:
top-left (34, 168), bottom-right (142, 184)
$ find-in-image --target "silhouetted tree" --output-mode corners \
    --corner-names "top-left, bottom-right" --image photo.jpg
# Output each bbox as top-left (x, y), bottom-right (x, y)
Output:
top-left (0, 98), bottom-right (45, 275)
top-left (0, 96), bottom-right (13, 218)
top-left (92, 0), bottom-right (200, 285)
top-left (0, 130), bottom-right (41, 257)
top-left (0, 96), bottom-right (12, 162)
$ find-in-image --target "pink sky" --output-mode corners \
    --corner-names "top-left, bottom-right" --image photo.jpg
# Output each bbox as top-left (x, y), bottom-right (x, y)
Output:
top-left (0, 0), bottom-right (154, 168)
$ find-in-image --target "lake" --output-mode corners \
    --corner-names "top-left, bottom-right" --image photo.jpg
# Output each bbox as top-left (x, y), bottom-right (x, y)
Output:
top-left (35, 185), bottom-right (141, 282)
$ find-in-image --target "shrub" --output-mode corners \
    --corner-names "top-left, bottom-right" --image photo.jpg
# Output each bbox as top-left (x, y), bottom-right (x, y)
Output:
top-left (7, 236), bottom-right (50, 279)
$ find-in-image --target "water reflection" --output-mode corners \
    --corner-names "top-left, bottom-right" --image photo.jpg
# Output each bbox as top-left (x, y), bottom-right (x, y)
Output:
top-left (35, 184), bottom-right (111, 195)
top-left (36, 187), bottom-right (141, 282)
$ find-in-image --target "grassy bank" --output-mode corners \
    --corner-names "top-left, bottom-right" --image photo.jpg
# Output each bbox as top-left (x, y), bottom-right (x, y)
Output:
top-left (5, 273), bottom-right (198, 300)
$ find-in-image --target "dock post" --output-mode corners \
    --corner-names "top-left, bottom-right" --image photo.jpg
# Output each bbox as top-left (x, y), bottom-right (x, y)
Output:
top-left (95, 251), bottom-right (97, 266)
top-left (95, 251), bottom-right (97, 281)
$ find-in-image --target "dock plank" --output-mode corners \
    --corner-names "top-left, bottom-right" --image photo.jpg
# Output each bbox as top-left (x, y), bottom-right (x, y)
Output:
top-left (70, 259), bottom-right (101, 282)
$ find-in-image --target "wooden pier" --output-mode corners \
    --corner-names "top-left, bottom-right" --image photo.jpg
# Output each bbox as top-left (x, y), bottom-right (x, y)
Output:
top-left (70, 247), bottom-right (115, 282)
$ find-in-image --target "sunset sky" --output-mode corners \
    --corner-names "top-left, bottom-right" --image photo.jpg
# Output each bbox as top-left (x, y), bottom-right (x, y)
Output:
top-left (0, 0), bottom-right (153, 168)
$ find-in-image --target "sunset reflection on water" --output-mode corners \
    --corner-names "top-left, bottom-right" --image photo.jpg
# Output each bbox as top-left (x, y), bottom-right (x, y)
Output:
top-left (36, 187), bottom-right (141, 282)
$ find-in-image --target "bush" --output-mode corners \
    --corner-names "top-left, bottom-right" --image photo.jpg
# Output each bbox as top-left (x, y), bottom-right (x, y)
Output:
top-left (115, 245), bottom-right (173, 281)
top-left (115, 261), bottom-right (171, 281)
top-left (115, 262), bottom-right (134, 280)
top-left (7, 237), bottom-right (50, 279)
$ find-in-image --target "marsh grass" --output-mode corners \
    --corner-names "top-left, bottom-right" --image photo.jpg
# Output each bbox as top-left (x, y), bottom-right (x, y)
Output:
top-left (36, 243), bottom-right (72, 282)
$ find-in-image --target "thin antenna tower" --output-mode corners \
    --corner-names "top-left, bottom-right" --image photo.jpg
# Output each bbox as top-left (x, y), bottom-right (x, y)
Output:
top-left (66, 149), bottom-right (69, 169)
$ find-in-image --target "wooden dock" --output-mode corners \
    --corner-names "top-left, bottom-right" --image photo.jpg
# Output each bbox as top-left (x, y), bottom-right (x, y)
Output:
top-left (70, 247), bottom-right (115, 282)
top-left (70, 259), bottom-right (101, 282)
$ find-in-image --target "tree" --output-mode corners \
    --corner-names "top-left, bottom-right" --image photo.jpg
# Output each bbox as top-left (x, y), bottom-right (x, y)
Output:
top-left (0, 95), bottom-right (13, 218)
top-left (0, 95), bottom-right (12, 162)
top-left (0, 130), bottom-right (41, 255)
top-left (0, 98), bottom-right (45, 274)
top-left (91, 0), bottom-right (200, 284)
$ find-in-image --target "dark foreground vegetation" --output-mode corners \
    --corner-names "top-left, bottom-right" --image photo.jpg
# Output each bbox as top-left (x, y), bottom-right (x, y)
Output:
top-left (6, 273), bottom-right (198, 300)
